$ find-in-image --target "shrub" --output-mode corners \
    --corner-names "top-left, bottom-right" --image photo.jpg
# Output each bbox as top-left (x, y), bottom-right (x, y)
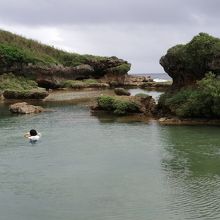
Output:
top-left (107, 63), bottom-right (131, 75)
top-left (113, 99), bottom-right (139, 115)
top-left (164, 33), bottom-right (220, 77)
top-left (97, 96), bottom-right (115, 111)
top-left (97, 95), bottom-right (139, 115)
top-left (158, 73), bottom-right (220, 118)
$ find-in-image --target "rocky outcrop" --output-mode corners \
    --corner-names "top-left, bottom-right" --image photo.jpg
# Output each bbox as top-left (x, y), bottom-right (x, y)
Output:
top-left (0, 30), bottom-right (131, 89)
top-left (160, 33), bottom-right (220, 89)
top-left (91, 95), bottom-right (156, 116)
top-left (158, 117), bottom-right (220, 125)
top-left (3, 90), bottom-right (49, 99)
top-left (114, 88), bottom-right (131, 96)
top-left (136, 95), bottom-right (156, 115)
top-left (1, 58), bottom-right (130, 89)
top-left (123, 75), bottom-right (153, 87)
top-left (140, 81), bottom-right (172, 89)
top-left (9, 102), bottom-right (45, 114)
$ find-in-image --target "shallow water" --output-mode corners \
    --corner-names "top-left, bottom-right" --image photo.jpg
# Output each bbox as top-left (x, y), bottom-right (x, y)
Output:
top-left (128, 88), bottom-right (163, 101)
top-left (0, 100), bottom-right (220, 220)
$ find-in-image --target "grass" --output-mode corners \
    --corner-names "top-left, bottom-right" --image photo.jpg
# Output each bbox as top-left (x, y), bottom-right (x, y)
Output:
top-left (0, 29), bottom-right (110, 67)
top-left (0, 73), bottom-right (38, 91)
top-left (61, 79), bottom-right (108, 89)
top-left (83, 79), bottom-right (98, 84)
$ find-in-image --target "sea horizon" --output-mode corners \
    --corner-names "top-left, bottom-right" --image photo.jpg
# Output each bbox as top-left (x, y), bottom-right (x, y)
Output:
top-left (129, 72), bottom-right (172, 81)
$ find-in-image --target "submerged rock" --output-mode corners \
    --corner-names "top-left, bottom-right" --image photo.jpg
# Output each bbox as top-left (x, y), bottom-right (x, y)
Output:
top-left (9, 102), bottom-right (45, 114)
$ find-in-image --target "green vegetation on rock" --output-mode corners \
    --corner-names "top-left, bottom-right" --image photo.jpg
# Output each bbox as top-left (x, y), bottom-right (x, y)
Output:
top-left (97, 96), bottom-right (115, 111)
top-left (61, 79), bottom-right (108, 89)
top-left (0, 73), bottom-right (48, 99)
top-left (0, 29), bottom-right (130, 70)
top-left (107, 63), bottom-right (131, 74)
top-left (160, 33), bottom-right (220, 89)
top-left (83, 79), bottom-right (98, 84)
top-left (97, 95), bottom-right (140, 115)
top-left (0, 29), bottom-right (96, 66)
top-left (166, 33), bottom-right (220, 73)
top-left (61, 80), bottom-right (84, 89)
top-left (3, 90), bottom-right (48, 99)
top-left (0, 73), bottom-right (37, 91)
top-left (158, 73), bottom-right (220, 118)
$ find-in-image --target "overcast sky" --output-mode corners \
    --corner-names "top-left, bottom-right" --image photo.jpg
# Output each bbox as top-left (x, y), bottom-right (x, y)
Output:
top-left (0, 0), bottom-right (220, 73)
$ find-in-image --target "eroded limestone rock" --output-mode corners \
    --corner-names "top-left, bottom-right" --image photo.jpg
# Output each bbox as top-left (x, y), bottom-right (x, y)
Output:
top-left (9, 102), bottom-right (45, 114)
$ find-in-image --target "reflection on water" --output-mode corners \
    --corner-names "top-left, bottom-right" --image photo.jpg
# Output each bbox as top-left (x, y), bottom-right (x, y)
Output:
top-left (160, 126), bottom-right (220, 219)
top-left (0, 100), bottom-right (220, 220)
top-left (128, 88), bottom-right (163, 101)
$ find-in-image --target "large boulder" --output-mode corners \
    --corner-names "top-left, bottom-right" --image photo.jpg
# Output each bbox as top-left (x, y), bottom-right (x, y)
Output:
top-left (9, 102), bottom-right (45, 114)
top-left (135, 95), bottom-right (156, 114)
top-left (160, 33), bottom-right (220, 89)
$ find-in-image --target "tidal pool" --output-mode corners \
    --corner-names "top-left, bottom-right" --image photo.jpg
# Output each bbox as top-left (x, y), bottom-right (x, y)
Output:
top-left (0, 101), bottom-right (220, 220)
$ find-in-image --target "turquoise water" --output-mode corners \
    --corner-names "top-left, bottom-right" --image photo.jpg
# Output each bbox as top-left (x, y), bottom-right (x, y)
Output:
top-left (0, 101), bottom-right (220, 220)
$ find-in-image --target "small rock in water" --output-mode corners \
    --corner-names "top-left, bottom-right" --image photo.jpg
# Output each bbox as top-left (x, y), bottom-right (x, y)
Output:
top-left (9, 102), bottom-right (45, 114)
top-left (114, 88), bottom-right (131, 96)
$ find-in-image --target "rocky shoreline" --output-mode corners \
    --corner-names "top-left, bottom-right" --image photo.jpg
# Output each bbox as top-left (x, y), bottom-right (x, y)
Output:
top-left (2, 88), bottom-right (220, 125)
top-left (2, 30), bottom-right (220, 124)
top-left (158, 117), bottom-right (220, 125)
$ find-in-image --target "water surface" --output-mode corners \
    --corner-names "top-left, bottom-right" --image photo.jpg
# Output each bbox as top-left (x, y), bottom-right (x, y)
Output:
top-left (0, 101), bottom-right (220, 220)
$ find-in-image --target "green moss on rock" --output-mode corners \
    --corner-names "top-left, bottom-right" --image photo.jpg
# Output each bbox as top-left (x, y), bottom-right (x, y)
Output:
top-left (160, 33), bottom-right (220, 89)
top-left (97, 95), bottom-right (140, 115)
top-left (0, 73), bottom-right (37, 91)
top-left (3, 90), bottom-right (49, 99)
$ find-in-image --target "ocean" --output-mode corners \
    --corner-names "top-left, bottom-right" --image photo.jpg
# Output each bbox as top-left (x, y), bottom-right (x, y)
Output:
top-left (130, 73), bottom-right (172, 82)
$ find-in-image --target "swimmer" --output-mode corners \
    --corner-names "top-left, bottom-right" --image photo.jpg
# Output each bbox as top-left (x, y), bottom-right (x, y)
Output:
top-left (24, 129), bottom-right (42, 143)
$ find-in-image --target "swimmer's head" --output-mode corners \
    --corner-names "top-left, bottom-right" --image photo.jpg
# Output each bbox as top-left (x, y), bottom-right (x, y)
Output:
top-left (30, 129), bottom-right (37, 136)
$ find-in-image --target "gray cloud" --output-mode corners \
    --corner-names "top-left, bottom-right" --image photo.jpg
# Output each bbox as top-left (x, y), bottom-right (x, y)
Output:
top-left (1, 0), bottom-right (220, 72)
top-left (0, 0), bottom-right (210, 25)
